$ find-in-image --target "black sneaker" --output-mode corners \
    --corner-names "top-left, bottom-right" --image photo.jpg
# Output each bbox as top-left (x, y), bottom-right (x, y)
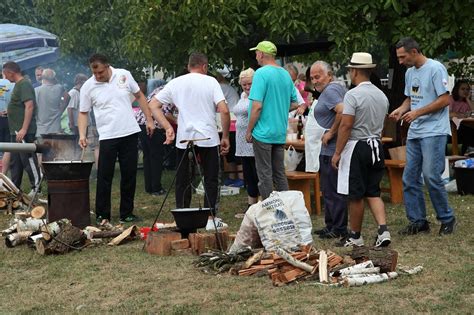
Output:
top-left (119, 214), bottom-right (142, 224)
top-left (398, 221), bottom-right (430, 235)
top-left (314, 227), bottom-right (330, 235)
top-left (319, 230), bottom-right (348, 239)
top-left (439, 218), bottom-right (456, 235)
top-left (151, 189), bottom-right (166, 196)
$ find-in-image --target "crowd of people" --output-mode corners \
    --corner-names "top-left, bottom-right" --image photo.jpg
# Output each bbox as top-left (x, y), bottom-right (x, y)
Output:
top-left (1, 36), bottom-right (469, 242)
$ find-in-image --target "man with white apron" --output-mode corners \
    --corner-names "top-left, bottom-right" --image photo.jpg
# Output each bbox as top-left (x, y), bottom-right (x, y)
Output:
top-left (332, 52), bottom-right (391, 248)
top-left (308, 61), bottom-right (348, 240)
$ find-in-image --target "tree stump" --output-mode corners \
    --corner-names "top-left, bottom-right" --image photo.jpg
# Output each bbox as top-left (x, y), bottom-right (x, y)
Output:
top-left (47, 224), bottom-right (86, 254)
top-left (350, 246), bottom-right (398, 272)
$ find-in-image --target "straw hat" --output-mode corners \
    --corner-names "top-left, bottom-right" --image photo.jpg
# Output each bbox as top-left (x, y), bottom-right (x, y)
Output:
top-left (346, 52), bottom-right (376, 68)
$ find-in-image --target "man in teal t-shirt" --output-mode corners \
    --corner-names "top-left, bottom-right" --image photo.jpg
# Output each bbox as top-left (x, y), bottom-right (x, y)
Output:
top-left (246, 41), bottom-right (298, 199)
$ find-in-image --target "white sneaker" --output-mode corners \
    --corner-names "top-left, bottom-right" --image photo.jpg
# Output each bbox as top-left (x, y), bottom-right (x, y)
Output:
top-left (205, 218), bottom-right (228, 231)
top-left (338, 236), bottom-right (365, 247)
top-left (374, 231), bottom-right (391, 247)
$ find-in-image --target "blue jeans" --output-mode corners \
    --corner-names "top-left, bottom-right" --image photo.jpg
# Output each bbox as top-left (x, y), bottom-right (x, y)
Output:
top-left (402, 135), bottom-right (454, 224)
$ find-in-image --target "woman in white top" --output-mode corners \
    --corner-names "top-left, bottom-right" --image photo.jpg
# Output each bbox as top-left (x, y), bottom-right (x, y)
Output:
top-left (233, 68), bottom-right (259, 217)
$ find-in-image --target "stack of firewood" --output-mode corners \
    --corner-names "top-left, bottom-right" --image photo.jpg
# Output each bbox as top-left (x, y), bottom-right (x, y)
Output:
top-left (232, 245), bottom-right (344, 286)
top-left (0, 173), bottom-right (46, 213)
top-left (194, 243), bottom-right (425, 287)
top-left (2, 210), bottom-right (139, 255)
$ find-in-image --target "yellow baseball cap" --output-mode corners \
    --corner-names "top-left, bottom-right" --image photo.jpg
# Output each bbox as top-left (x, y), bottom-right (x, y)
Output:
top-left (249, 41), bottom-right (277, 55)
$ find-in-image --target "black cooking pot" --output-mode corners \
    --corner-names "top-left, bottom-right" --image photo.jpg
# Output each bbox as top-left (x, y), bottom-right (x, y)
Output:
top-left (41, 161), bottom-right (94, 180)
top-left (171, 208), bottom-right (210, 232)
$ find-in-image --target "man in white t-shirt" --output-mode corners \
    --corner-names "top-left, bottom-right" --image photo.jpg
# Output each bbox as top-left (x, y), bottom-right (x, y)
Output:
top-left (78, 54), bottom-right (174, 225)
top-left (149, 52), bottom-right (230, 229)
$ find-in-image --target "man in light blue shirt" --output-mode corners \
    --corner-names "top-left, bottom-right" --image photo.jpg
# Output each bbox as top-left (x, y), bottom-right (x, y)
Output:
top-left (390, 37), bottom-right (455, 236)
top-left (246, 41), bottom-right (298, 199)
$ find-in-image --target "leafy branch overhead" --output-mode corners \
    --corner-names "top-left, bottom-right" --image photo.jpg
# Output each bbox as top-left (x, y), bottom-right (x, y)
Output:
top-left (8, 0), bottom-right (474, 75)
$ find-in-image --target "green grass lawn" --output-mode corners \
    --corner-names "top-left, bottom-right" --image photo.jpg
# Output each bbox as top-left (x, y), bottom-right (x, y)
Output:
top-left (0, 167), bottom-right (473, 314)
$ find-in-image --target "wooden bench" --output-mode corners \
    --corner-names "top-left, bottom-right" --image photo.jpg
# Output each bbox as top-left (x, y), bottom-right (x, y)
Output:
top-left (383, 159), bottom-right (406, 204)
top-left (285, 171), bottom-right (321, 215)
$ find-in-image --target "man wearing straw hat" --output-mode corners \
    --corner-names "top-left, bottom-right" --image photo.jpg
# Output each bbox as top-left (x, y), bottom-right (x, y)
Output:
top-left (332, 52), bottom-right (391, 248)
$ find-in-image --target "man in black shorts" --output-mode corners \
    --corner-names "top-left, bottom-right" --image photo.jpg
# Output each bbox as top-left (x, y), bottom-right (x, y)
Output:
top-left (332, 52), bottom-right (391, 247)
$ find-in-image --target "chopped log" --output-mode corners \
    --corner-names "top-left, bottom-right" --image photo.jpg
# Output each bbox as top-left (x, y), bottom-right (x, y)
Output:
top-left (30, 206), bottom-right (46, 219)
top-left (1, 223), bottom-right (17, 236)
top-left (350, 246), bottom-right (398, 272)
top-left (16, 218), bottom-right (43, 232)
top-left (243, 249), bottom-right (264, 269)
top-left (260, 259), bottom-right (275, 265)
top-left (108, 225), bottom-right (139, 246)
top-left (282, 268), bottom-right (307, 283)
top-left (0, 173), bottom-right (19, 193)
top-left (89, 230), bottom-right (124, 239)
top-left (331, 261), bottom-right (376, 277)
top-left (12, 200), bottom-right (20, 209)
top-left (0, 199), bottom-right (6, 208)
top-left (35, 238), bottom-right (52, 255)
top-left (5, 231), bottom-right (33, 247)
top-left (275, 248), bottom-right (316, 274)
top-left (319, 250), bottom-right (328, 283)
top-left (342, 272), bottom-right (398, 287)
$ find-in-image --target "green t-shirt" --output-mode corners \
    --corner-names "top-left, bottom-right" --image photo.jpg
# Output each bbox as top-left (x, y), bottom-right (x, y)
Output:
top-left (7, 78), bottom-right (37, 135)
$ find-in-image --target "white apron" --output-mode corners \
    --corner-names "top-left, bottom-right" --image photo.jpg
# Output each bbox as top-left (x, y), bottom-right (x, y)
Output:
top-left (305, 100), bottom-right (326, 172)
top-left (337, 138), bottom-right (381, 195)
top-left (337, 140), bottom-right (358, 195)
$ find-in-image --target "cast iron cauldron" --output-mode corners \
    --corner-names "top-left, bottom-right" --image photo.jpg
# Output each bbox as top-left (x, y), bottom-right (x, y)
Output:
top-left (171, 208), bottom-right (210, 232)
top-left (41, 161), bottom-right (94, 180)
top-left (39, 133), bottom-right (81, 161)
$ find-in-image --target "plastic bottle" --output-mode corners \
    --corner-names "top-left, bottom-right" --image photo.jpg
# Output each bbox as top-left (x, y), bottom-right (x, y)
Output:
top-left (297, 115), bottom-right (304, 140)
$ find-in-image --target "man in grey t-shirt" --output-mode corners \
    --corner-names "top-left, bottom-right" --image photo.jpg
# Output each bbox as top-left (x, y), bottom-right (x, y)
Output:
top-left (332, 52), bottom-right (390, 248)
top-left (34, 68), bottom-right (66, 136)
top-left (310, 61), bottom-right (348, 240)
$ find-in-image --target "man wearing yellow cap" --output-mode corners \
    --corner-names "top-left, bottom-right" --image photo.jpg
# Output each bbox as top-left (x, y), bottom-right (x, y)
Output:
top-left (245, 41), bottom-right (298, 200)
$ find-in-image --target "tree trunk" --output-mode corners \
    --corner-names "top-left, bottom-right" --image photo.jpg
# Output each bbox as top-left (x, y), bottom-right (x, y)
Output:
top-left (89, 230), bottom-right (124, 239)
top-left (350, 246), bottom-right (398, 273)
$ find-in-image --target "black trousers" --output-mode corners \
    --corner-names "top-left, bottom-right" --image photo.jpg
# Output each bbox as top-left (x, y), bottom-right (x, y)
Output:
top-left (175, 146), bottom-right (219, 215)
top-left (96, 133), bottom-right (138, 220)
top-left (320, 155), bottom-right (348, 233)
top-left (139, 125), bottom-right (164, 193)
top-left (241, 156), bottom-right (259, 198)
top-left (9, 134), bottom-right (42, 191)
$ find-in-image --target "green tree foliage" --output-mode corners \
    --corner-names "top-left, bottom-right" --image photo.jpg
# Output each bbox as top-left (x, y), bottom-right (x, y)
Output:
top-left (28, 0), bottom-right (474, 76)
